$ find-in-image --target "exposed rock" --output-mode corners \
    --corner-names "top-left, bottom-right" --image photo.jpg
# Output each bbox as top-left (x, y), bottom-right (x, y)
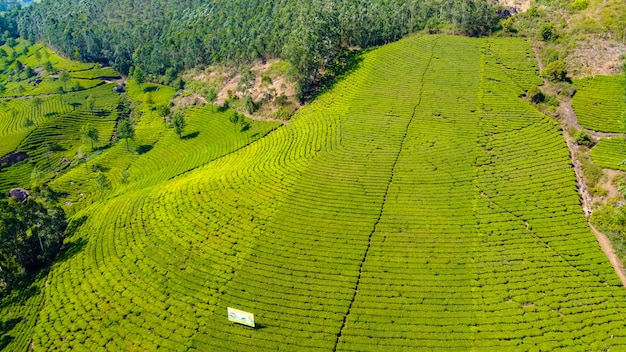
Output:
top-left (8, 188), bottom-right (29, 202)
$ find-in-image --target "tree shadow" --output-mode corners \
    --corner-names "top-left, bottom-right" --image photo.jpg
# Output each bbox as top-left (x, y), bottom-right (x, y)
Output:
top-left (55, 238), bottom-right (88, 265)
top-left (0, 317), bottom-right (21, 350)
top-left (182, 131), bottom-right (199, 140)
top-left (91, 164), bottom-right (111, 172)
top-left (143, 86), bottom-right (158, 93)
top-left (307, 49), bottom-right (365, 102)
top-left (135, 145), bottom-right (153, 155)
top-left (240, 124), bottom-right (251, 132)
top-left (69, 102), bottom-right (82, 110)
top-left (65, 215), bottom-right (88, 238)
top-left (0, 270), bottom-right (46, 307)
top-left (93, 109), bottom-right (112, 117)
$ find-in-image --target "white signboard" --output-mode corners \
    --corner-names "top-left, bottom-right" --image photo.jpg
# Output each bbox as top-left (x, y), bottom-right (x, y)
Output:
top-left (227, 307), bottom-right (255, 328)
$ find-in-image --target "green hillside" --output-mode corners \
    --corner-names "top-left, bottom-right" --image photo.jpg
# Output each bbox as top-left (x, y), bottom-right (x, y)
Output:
top-left (3, 34), bottom-right (626, 351)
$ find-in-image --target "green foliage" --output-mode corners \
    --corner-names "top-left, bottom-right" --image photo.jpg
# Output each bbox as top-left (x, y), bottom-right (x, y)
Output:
top-left (117, 119), bottom-right (135, 151)
top-left (94, 171), bottom-right (110, 191)
top-left (120, 169), bottom-right (130, 184)
top-left (592, 205), bottom-right (626, 263)
top-left (86, 94), bottom-right (95, 110)
top-left (133, 66), bottom-right (144, 84)
top-left (570, 0), bottom-right (589, 11)
top-left (244, 96), bottom-right (257, 114)
top-left (541, 60), bottom-right (568, 81)
top-left (578, 153), bottom-right (603, 186)
top-left (574, 129), bottom-right (594, 147)
top-left (16, 0), bottom-right (500, 91)
top-left (538, 22), bottom-right (558, 41)
top-left (171, 111), bottom-right (186, 138)
top-left (81, 124), bottom-right (100, 151)
top-left (527, 86), bottom-right (545, 103)
top-left (0, 197), bottom-right (66, 291)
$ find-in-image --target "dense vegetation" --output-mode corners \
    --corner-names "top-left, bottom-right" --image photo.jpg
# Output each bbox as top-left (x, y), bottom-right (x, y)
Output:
top-left (0, 195), bottom-right (66, 292)
top-left (13, 0), bottom-right (500, 91)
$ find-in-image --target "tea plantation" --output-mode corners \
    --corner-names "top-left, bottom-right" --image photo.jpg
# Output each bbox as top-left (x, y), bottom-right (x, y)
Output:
top-left (571, 74), bottom-right (626, 133)
top-left (3, 35), bottom-right (626, 351)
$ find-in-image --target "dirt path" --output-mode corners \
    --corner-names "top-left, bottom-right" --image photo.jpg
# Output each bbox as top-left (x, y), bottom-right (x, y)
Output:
top-left (535, 46), bottom-right (626, 287)
top-left (561, 100), bottom-right (623, 138)
top-left (561, 100), bottom-right (626, 287)
top-left (589, 223), bottom-right (626, 287)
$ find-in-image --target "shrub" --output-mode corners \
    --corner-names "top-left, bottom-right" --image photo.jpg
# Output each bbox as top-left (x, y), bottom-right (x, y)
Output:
top-left (575, 130), bottom-right (594, 147)
top-left (538, 22), bottom-right (558, 42)
top-left (527, 86), bottom-right (545, 103)
top-left (570, 0), bottom-right (589, 11)
top-left (541, 60), bottom-right (568, 82)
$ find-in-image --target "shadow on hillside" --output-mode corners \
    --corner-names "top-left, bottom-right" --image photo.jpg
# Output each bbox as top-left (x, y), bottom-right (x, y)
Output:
top-left (93, 109), bottom-right (112, 117)
top-left (136, 145), bottom-right (153, 155)
top-left (55, 215), bottom-right (89, 265)
top-left (182, 131), bottom-right (200, 140)
top-left (55, 238), bottom-right (88, 265)
top-left (65, 215), bottom-right (88, 238)
top-left (0, 317), bottom-right (20, 350)
top-left (143, 86), bottom-right (158, 93)
top-left (306, 49), bottom-right (365, 102)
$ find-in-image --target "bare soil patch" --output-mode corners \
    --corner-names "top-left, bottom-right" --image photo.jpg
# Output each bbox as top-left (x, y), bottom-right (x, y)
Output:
top-left (568, 37), bottom-right (626, 77)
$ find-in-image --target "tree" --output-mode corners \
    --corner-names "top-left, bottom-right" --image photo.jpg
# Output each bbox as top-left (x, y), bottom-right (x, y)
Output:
top-left (0, 198), bottom-right (66, 290)
top-left (45, 142), bottom-right (63, 170)
top-left (76, 146), bottom-right (88, 170)
top-left (541, 60), bottom-right (568, 82)
top-left (56, 86), bottom-right (65, 101)
top-left (538, 22), bottom-right (558, 42)
top-left (32, 96), bottom-right (43, 115)
top-left (244, 96), bottom-right (257, 114)
top-left (58, 70), bottom-right (70, 90)
top-left (133, 66), bottom-right (144, 84)
top-left (229, 112), bottom-right (239, 125)
top-left (86, 95), bottom-right (96, 110)
top-left (5, 37), bottom-right (15, 48)
top-left (205, 87), bottom-right (217, 112)
top-left (43, 60), bottom-right (54, 73)
top-left (30, 166), bottom-right (43, 186)
top-left (23, 117), bottom-right (34, 129)
top-left (117, 119), bottom-right (135, 151)
top-left (95, 171), bottom-right (110, 191)
top-left (171, 112), bottom-right (186, 138)
top-left (24, 66), bottom-right (35, 79)
top-left (120, 169), bottom-right (130, 184)
top-left (14, 84), bottom-right (25, 94)
top-left (81, 124), bottom-right (99, 150)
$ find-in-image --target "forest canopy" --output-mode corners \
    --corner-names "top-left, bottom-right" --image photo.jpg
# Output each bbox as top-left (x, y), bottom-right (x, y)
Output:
top-left (14, 0), bottom-right (500, 89)
top-left (0, 195), bottom-right (67, 293)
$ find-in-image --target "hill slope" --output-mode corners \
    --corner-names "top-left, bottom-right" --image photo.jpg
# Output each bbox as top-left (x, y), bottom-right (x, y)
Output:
top-left (4, 34), bottom-right (626, 351)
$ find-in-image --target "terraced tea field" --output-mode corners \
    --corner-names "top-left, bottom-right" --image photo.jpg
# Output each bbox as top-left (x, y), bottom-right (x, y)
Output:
top-left (4, 35), bottom-right (626, 351)
top-left (571, 74), bottom-right (626, 133)
top-left (0, 39), bottom-right (124, 193)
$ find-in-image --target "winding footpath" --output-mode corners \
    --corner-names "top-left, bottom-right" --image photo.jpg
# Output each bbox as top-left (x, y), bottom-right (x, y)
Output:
top-left (533, 42), bottom-right (626, 286)
top-left (555, 79), bottom-right (626, 287)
